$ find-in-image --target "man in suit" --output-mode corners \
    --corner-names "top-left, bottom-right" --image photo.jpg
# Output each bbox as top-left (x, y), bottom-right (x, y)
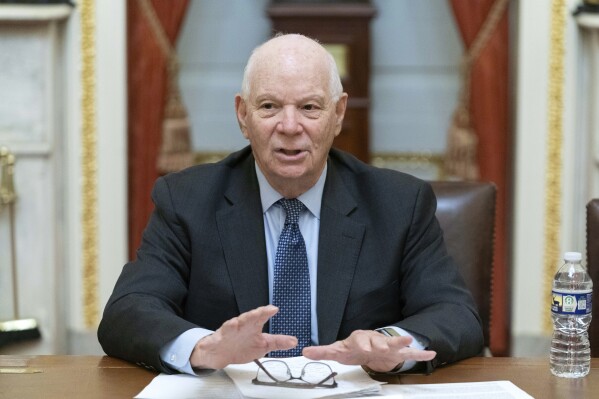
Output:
top-left (98, 34), bottom-right (483, 375)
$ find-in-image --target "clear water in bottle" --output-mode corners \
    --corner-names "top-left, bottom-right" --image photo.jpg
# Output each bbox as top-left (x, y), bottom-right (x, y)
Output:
top-left (550, 252), bottom-right (593, 378)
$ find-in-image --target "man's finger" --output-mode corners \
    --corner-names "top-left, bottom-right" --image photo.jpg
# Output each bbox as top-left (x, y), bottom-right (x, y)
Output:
top-left (238, 305), bottom-right (279, 328)
top-left (302, 342), bottom-right (344, 360)
top-left (263, 333), bottom-right (298, 353)
top-left (399, 347), bottom-right (437, 362)
top-left (386, 335), bottom-right (413, 349)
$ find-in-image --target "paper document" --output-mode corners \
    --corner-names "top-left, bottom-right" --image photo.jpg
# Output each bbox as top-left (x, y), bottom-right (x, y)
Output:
top-left (374, 380), bottom-right (534, 399)
top-left (136, 363), bottom-right (533, 399)
top-left (135, 371), bottom-right (243, 399)
top-left (135, 356), bottom-right (382, 399)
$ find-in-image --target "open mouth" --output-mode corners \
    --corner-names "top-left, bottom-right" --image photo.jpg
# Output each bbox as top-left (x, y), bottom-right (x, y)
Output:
top-left (278, 148), bottom-right (303, 156)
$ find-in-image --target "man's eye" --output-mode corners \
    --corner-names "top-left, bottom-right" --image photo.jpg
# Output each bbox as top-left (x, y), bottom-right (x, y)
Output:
top-left (261, 103), bottom-right (274, 110)
top-left (303, 104), bottom-right (317, 111)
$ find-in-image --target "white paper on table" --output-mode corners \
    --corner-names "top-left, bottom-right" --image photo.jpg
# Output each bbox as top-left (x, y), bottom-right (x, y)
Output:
top-left (134, 367), bottom-right (533, 399)
top-left (224, 356), bottom-right (384, 399)
top-left (368, 380), bottom-right (535, 399)
top-left (135, 370), bottom-right (243, 399)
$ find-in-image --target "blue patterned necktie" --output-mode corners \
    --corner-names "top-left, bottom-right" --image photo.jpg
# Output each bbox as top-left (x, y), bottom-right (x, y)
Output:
top-left (269, 198), bottom-right (311, 357)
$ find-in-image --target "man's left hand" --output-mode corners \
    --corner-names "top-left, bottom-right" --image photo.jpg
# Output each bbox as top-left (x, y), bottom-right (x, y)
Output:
top-left (302, 329), bottom-right (436, 373)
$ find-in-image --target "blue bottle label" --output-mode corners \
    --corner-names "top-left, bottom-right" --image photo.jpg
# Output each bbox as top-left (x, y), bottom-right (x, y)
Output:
top-left (551, 290), bottom-right (592, 315)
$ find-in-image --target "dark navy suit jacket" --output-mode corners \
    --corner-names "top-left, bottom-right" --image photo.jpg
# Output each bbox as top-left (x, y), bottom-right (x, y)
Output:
top-left (98, 146), bottom-right (483, 373)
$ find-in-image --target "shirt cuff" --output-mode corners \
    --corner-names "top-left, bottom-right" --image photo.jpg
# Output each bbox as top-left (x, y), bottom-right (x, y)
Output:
top-left (380, 326), bottom-right (427, 372)
top-left (159, 328), bottom-right (214, 375)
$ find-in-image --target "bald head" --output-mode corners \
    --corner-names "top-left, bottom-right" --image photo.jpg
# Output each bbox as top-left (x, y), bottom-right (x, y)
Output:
top-left (241, 34), bottom-right (343, 102)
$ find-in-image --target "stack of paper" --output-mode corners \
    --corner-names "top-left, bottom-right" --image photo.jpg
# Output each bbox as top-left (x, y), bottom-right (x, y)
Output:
top-left (135, 371), bottom-right (243, 399)
top-left (135, 357), bottom-right (383, 399)
top-left (377, 380), bottom-right (534, 399)
top-left (224, 356), bottom-right (384, 399)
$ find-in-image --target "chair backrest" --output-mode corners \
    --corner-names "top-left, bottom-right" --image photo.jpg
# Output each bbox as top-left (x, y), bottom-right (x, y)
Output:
top-left (430, 181), bottom-right (496, 351)
top-left (586, 199), bottom-right (599, 356)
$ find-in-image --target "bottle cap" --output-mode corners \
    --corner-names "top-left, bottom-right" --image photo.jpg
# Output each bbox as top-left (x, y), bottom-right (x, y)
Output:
top-left (564, 251), bottom-right (582, 261)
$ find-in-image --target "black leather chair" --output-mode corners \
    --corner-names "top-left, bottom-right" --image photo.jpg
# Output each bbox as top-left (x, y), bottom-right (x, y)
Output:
top-left (431, 181), bottom-right (496, 352)
top-left (585, 199), bottom-right (599, 356)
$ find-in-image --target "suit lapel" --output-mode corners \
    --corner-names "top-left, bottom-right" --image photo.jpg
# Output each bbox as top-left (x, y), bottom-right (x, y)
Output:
top-left (216, 158), bottom-right (269, 316)
top-left (317, 161), bottom-right (365, 345)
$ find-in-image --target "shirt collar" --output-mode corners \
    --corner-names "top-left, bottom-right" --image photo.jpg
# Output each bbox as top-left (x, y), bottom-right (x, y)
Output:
top-left (255, 162), bottom-right (326, 219)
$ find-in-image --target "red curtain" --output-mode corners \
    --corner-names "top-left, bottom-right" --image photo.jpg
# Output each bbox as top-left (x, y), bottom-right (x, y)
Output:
top-left (127, 0), bottom-right (190, 260)
top-left (449, 0), bottom-right (511, 356)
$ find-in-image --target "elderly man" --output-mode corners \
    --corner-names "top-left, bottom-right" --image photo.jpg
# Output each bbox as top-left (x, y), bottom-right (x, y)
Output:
top-left (98, 34), bottom-right (483, 375)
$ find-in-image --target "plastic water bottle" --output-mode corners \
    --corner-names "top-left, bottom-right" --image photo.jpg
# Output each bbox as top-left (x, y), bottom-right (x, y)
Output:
top-left (550, 252), bottom-right (593, 378)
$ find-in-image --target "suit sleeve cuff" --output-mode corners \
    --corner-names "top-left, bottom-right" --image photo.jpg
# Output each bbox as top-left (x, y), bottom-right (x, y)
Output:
top-left (159, 328), bottom-right (214, 375)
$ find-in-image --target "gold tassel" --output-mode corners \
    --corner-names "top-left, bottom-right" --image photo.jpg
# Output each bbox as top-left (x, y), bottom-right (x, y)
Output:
top-left (444, 106), bottom-right (479, 180)
top-left (443, 0), bottom-right (509, 181)
top-left (156, 61), bottom-right (194, 174)
top-left (138, 0), bottom-right (195, 175)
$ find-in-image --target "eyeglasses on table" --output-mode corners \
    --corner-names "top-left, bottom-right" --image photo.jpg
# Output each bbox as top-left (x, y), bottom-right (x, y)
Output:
top-left (252, 358), bottom-right (338, 389)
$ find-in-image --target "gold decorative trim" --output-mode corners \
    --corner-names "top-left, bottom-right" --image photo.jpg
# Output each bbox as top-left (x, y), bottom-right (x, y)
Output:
top-left (371, 152), bottom-right (445, 180)
top-left (542, 0), bottom-right (566, 334)
top-left (195, 152), bottom-right (230, 165)
top-left (80, 0), bottom-right (99, 328)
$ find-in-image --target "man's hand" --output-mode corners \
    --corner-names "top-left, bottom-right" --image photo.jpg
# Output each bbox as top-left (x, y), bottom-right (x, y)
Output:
top-left (302, 329), bottom-right (436, 373)
top-left (190, 305), bottom-right (297, 370)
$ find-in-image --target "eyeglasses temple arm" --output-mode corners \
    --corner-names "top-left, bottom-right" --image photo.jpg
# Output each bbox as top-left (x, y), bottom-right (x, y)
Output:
top-left (313, 371), bottom-right (338, 386)
top-left (253, 359), bottom-right (281, 382)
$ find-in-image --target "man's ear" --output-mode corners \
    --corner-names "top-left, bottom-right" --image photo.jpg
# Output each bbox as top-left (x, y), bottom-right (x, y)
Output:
top-left (235, 94), bottom-right (249, 139)
top-left (334, 93), bottom-right (348, 137)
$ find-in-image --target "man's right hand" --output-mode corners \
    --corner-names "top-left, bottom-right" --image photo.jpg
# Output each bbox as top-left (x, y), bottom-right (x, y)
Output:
top-left (189, 305), bottom-right (297, 370)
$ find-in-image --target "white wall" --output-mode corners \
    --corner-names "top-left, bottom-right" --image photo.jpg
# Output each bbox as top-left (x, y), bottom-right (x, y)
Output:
top-left (64, 0), bottom-right (127, 353)
top-left (512, 0), bottom-right (552, 338)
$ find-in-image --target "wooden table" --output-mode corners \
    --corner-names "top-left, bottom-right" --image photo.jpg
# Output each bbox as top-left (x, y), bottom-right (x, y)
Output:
top-left (0, 355), bottom-right (598, 398)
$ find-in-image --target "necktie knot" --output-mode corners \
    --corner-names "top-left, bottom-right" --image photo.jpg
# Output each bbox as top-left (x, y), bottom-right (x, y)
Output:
top-left (278, 198), bottom-right (305, 225)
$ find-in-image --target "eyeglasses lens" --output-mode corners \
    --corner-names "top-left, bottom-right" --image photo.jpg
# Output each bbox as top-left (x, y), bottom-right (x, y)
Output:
top-left (258, 360), bottom-right (291, 382)
top-left (301, 362), bottom-right (334, 384)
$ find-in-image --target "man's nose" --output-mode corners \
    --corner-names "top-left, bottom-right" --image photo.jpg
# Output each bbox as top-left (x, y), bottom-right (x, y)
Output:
top-left (277, 106), bottom-right (301, 134)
